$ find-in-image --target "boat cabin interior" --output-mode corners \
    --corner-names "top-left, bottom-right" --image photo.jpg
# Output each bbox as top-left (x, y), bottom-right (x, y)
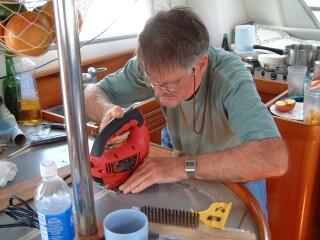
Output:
top-left (0, 0), bottom-right (320, 239)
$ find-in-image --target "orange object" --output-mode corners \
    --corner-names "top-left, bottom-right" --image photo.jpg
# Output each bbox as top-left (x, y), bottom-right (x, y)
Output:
top-left (4, 11), bottom-right (54, 56)
top-left (42, 1), bottom-right (83, 33)
top-left (0, 18), bottom-right (4, 39)
top-left (275, 99), bottom-right (296, 112)
top-left (41, 1), bottom-right (55, 29)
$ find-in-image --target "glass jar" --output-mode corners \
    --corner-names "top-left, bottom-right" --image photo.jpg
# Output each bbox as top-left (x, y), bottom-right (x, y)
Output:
top-left (303, 86), bottom-right (320, 124)
top-left (14, 57), bottom-right (42, 125)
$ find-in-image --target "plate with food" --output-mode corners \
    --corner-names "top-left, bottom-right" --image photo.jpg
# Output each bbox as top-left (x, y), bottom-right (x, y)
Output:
top-left (270, 99), bottom-right (303, 121)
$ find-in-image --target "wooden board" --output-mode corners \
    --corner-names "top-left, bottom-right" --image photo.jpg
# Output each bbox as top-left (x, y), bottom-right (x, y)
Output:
top-left (0, 165), bottom-right (72, 212)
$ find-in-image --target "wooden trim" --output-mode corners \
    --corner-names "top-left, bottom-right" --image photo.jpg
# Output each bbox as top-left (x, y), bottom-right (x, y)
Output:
top-left (253, 78), bottom-right (288, 103)
top-left (35, 49), bottom-right (135, 110)
top-left (265, 90), bottom-right (288, 108)
top-left (226, 183), bottom-right (271, 240)
top-left (35, 49), bottom-right (135, 78)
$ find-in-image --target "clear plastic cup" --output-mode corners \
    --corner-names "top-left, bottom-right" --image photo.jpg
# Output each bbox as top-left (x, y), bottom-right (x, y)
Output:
top-left (287, 66), bottom-right (307, 96)
top-left (304, 86), bottom-right (320, 124)
top-left (234, 25), bottom-right (255, 54)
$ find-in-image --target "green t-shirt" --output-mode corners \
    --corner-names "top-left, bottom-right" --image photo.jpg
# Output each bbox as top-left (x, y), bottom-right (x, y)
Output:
top-left (97, 47), bottom-right (280, 155)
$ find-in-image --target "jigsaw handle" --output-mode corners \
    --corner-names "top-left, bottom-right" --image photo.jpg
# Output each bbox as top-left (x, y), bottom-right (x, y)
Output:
top-left (90, 108), bottom-right (145, 157)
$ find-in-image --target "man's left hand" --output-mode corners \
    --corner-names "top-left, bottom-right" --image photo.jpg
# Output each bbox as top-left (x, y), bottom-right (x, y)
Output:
top-left (119, 157), bottom-right (186, 193)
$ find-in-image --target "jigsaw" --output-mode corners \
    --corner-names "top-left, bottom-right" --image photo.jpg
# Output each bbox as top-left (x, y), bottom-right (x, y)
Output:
top-left (90, 108), bottom-right (150, 190)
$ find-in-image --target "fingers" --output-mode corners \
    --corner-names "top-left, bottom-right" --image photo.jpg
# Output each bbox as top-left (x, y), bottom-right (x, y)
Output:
top-left (99, 106), bottom-right (124, 131)
top-left (107, 131), bottom-right (130, 145)
top-left (309, 69), bottom-right (320, 90)
top-left (119, 163), bottom-right (155, 194)
top-left (119, 159), bottom-right (159, 193)
top-left (119, 157), bottom-right (184, 194)
top-left (309, 79), bottom-right (320, 90)
top-left (313, 72), bottom-right (320, 81)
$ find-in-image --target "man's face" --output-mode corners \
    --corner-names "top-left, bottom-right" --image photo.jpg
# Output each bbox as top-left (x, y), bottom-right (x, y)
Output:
top-left (144, 68), bottom-right (195, 108)
top-left (137, 55), bottom-right (208, 107)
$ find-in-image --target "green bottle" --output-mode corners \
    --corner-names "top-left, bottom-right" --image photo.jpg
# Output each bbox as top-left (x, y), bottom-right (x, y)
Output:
top-left (3, 56), bottom-right (19, 119)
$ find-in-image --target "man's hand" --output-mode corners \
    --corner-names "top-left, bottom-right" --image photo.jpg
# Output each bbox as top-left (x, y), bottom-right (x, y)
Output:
top-left (309, 67), bottom-right (320, 90)
top-left (99, 106), bottom-right (130, 145)
top-left (99, 106), bottom-right (124, 131)
top-left (119, 157), bottom-right (186, 194)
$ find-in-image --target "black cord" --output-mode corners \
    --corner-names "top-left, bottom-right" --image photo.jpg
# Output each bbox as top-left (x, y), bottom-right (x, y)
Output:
top-left (0, 196), bottom-right (39, 229)
top-left (0, 174), bottom-right (73, 229)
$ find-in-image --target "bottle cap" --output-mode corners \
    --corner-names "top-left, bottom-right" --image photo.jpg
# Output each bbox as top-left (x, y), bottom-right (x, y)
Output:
top-left (40, 160), bottom-right (58, 177)
top-left (223, 33), bottom-right (228, 37)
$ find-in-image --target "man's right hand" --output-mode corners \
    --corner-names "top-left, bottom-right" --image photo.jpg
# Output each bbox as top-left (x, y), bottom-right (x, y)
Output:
top-left (100, 106), bottom-right (124, 131)
top-left (84, 84), bottom-right (130, 145)
top-left (309, 67), bottom-right (320, 90)
top-left (100, 106), bottom-right (130, 145)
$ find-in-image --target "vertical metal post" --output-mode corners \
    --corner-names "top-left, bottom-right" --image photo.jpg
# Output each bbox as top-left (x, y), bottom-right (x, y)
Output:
top-left (52, 0), bottom-right (97, 236)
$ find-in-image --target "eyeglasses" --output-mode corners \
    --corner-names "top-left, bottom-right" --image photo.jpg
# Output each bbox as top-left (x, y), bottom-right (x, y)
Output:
top-left (137, 68), bottom-right (194, 93)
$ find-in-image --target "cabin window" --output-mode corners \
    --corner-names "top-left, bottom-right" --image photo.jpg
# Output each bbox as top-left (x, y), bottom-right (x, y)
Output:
top-left (300, 0), bottom-right (320, 27)
top-left (11, 0), bottom-right (151, 73)
top-left (79, 0), bottom-right (151, 43)
top-left (21, 0), bottom-right (151, 44)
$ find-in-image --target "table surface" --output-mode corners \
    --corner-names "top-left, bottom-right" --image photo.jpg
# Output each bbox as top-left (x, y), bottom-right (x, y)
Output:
top-left (0, 129), bottom-right (268, 240)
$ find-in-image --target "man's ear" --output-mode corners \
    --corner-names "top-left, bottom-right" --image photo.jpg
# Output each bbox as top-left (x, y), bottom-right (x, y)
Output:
top-left (195, 54), bottom-right (209, 74)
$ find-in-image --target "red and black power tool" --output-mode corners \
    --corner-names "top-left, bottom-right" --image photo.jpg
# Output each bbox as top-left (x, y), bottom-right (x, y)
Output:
top-left (90, 108), bottom-right (150, 190)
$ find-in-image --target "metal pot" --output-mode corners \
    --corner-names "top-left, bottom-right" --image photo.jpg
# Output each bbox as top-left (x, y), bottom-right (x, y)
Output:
top-left (253, 44), bottom-right (320, 68)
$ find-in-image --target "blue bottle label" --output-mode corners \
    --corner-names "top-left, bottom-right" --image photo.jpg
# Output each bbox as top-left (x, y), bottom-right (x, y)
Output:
top-left (38, 204), bottom-right (75, 240)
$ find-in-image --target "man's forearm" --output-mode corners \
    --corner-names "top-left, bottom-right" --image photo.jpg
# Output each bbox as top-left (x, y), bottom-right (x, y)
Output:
top-left (195, 137), bottom-right (288, 182)
top-left (84, 84), bottom-right (115, 123)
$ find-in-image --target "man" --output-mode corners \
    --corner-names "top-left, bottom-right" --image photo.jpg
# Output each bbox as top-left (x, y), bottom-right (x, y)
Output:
top-left (84, 7), bottom-right (289, 216)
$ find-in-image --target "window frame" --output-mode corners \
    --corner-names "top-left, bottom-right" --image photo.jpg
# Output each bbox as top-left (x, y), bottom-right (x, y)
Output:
top-left (299, 0), bottom-right (320, 28)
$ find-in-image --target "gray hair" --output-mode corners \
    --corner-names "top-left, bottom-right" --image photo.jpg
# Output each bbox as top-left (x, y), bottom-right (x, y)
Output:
top-left (136, 7), bottom-right (209, 76)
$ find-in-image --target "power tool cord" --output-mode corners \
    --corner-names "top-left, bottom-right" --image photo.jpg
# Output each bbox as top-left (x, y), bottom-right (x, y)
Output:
top-left (0, 175), bottom-right (71, 229)
top-left (0, 196), bottom-right (39, 229)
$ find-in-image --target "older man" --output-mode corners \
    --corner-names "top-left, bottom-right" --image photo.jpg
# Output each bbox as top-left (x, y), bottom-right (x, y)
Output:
top-left (84, 7), bottom-right (289, 216)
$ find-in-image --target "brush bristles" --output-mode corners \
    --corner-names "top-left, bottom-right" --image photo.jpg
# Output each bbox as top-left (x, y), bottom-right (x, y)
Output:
top-left (141, 206), bottom-right (199, 229)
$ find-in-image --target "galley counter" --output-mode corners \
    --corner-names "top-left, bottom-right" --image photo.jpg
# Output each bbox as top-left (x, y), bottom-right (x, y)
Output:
top-left (0, 125), bottom-right (269, 240)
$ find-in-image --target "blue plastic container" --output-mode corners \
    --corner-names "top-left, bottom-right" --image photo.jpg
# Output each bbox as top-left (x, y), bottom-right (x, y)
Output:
top-left (0, 119), bottom-right (13, 144)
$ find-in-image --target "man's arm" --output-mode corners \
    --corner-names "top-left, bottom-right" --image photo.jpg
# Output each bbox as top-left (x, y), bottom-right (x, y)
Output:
top-left (119, 137), bottom-right (289, 193)
top-left (84, 84), bottom-right (124, 131)
top-left (196, 137), bottom-right (288, 181)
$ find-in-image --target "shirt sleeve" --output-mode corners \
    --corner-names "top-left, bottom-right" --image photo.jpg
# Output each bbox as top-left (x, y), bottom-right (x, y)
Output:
top-left (96, 56), bottom-right (154, 108)
top-left (226, 79), bottom-right (280, 142)
top-left (213, 51), bottom-right (281, 143)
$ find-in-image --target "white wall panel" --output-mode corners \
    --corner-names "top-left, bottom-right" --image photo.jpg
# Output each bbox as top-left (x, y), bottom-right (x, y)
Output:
top-left (187, 0), bottom-right (247, 47)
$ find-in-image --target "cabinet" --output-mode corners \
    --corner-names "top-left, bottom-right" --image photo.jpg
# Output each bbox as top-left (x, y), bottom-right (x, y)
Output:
top-left (254, 78), bottom-right (320, 240)
top-left (266, 103), bottom-right (320, 240)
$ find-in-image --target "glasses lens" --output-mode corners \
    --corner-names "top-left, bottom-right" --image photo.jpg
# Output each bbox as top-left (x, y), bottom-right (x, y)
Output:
top-left (137, 69), bottom-right (191, 93)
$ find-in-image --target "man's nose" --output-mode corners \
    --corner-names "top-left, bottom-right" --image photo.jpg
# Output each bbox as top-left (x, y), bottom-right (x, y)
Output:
top-left (153, 86), bottom-right (165, 97)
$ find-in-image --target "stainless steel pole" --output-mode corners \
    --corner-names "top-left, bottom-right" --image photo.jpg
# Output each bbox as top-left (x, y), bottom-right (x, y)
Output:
top-left (52, 0), bottom-right (97, 236)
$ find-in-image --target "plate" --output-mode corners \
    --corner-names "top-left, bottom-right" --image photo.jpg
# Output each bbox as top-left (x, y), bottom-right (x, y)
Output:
top-left (270, 102), bottom-right (303, 121)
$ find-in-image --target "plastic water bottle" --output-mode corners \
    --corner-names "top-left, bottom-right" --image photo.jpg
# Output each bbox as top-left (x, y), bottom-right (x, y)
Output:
top-left (34, 161), bottom-right (76, 240)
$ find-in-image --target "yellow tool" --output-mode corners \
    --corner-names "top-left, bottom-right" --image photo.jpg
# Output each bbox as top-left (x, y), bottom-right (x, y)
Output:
top-left (191, 202), bottom-right (232, 230)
